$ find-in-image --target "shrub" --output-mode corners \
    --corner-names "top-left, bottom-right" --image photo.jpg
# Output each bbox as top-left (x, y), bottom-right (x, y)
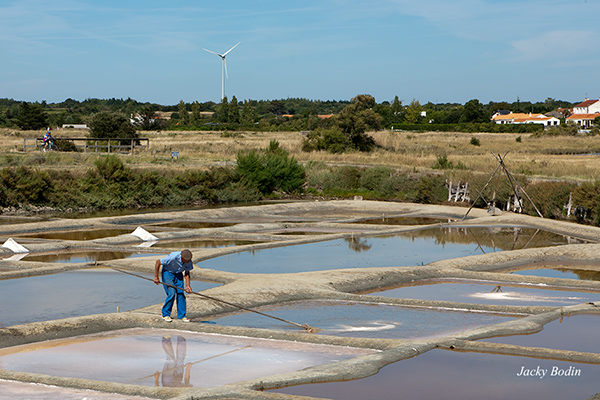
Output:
top-left (88, 111), bottom-right (138, 141)
top-left (93, 155), bottom-right (131, 182)
top-left (415, 175), bottom-right (447, 204)
top-left (236, 140), bottom-right (304, 194)
top-left (470, 137), bottom-right (480, 146)
top-left (360, 166), bottom-right (393, 191)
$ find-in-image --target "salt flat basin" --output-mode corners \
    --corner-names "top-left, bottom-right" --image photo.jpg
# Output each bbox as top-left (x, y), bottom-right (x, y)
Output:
top-left (200, 228), bottom-right (579, 273)
top-left (205, 300), bottom-right (515, 339)
top-left (481, 314), bottom-right (600, 354)
top-left (364, 280), bottom-right (600, 306)
top-left (0, 379), bottom-right (152, 400)
top-left (510, 267), bottom-right (600, 282)
top-left (0, 328), bottom-right (376, 388)
top-left (13, 228), bottom-right (135, 240)
top-left (149, 238), bottom-right (261, 249)
top-left (21, 251), bottom-right (164, 263)
top-left (351, 216), bottom-right (454, 225)
top-left (0, 268), bottom-right (219, 327)
top-left (273, 349), bottom-right (600, 400)
top-left (146, 221), bottom-right (235, 229)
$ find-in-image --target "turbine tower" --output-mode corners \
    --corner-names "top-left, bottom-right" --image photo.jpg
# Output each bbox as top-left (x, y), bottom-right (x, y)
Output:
top-left (203, 42), bottom-right (240, 101)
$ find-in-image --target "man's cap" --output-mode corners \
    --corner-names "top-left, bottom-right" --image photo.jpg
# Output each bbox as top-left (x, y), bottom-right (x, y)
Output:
top-left (181, 249), bottom-right (192, 261)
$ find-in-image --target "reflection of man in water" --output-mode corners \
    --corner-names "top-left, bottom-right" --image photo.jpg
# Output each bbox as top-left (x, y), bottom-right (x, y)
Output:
top-left (154, 335), bottom-right (192, 387)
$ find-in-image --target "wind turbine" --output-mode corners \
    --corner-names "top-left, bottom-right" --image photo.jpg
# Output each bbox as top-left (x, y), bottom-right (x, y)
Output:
top-left (203, 42), bottom-right (240, 101)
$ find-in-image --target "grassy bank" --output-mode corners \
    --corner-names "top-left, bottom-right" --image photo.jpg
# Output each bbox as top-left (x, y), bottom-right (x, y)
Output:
top-left (2, 128), bottom-right (600, 223)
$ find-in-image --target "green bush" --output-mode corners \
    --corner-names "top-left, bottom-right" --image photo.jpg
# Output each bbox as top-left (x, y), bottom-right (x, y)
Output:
top-left (360, 166), bottom-right (393, 191)
top-left (470, 137), bottom-right (480, 146)
top-left (236, 140), bottom-right (305, 194)
top-left (88, 111), bottom-right (138, 141)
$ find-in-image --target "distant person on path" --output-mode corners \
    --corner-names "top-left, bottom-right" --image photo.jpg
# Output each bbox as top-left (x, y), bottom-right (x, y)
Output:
top-left (43, 128), bottom-right (53, 151)
top-left (154, 249), bottom-right (193, 322)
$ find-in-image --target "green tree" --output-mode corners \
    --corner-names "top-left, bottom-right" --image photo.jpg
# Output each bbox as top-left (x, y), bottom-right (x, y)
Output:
top-left (241, 100), bottom-right (254, 126)
top-left (191, 101), bottom-right (202, 126)
top-left (16, 102), bottom-right (48, 130)
top-left (229, 96), bottom-right (240, 123)
top-left (88, 111), bottom-right (137, 139)
top-left (461, 99), bottom-right (488, 123)
top-left (177, 100), bottom-right (188, 125)
top-left (404, 99), bottom-right (423, 124)
top-left (335, 94), bottom-right (381, 151)
top-left (216, 97), bottom-right (230, 123)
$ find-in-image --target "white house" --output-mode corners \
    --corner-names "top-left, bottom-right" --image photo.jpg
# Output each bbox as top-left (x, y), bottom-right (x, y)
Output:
top-left (572, 98), bottom-right (600, 114)
top-left (566, 98), bottom-right (600, 128)
top-left (491, 112), bottom-right (560, 127)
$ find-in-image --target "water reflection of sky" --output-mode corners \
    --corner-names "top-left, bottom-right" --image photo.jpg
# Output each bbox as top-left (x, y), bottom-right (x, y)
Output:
top-left (366, 282), bottom-right (600, 306)
top-left (510, 268), bottom-right (600, 282)
top-left (200, 228), bottom-right (577, 274)
top-left (481, 314), bottom-right (600, 353)
top-left (273, 350), bottom-right (600, 400)
top-left (0, 268), bottom-right (219, 327)
top-left (207, 300), bottom-right (514, 339)
top-left (0, 328), bottom-right (373, 388)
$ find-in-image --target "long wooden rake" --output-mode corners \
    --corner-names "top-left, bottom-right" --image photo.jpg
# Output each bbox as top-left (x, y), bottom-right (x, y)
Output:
top-left (111, 267), bottom-right (321, 333)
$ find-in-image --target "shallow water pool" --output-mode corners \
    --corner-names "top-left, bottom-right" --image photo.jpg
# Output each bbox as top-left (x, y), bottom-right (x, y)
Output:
top-left (273, 349), bottom-right (600, 400)
top-left (364, 280), bottom-right (600, 306)
top-left (0, 328), bottom-right (375, 388)
top-left (481, 314), bottom-right (600, 353)
top-left (205, 299), bottom-right (515, 339)
top-left (0, 268), bottom-right (219, 327)
top-left (22, 251), bottom-right (164, 263)
top-left (200, 227), bottom-right (580, 274)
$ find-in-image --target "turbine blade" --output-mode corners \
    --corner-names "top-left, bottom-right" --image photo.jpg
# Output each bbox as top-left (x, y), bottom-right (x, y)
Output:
top-left (203, 48), bottom-right (223, 57)
top-left (224, 58), bottom-right (228, 79)
top-left (222, 41), bottom-right (240, 57)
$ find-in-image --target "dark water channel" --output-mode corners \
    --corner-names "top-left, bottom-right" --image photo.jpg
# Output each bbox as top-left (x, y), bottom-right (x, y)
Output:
top-left (0, 268), bottom-right (219, 327)
top-left (200, 227), bottom-right (582, 274)
top-left (204, 299), bottom-right (514, 339)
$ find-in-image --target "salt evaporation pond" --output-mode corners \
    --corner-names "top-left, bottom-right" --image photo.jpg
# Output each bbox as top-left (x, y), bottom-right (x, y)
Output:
top-left (149, 238), bottom-right (260, 249)
top-left (273, 350), bottom-right (600, 400)
top-left (0, 268), bottom-right (219, 327)
top-left (0, 328), bottom-right (375, 388)
top-left (200, 227), bottom-right (580, 273)
top-left (13, 228), bottom-right (135, 240)
top-left (364, 280), bottom-right (600, 306)
top-left (22, 251), bottom-right (164, 263)
top-left (0, 379), bottom-right (154, 400)
top-left (510, 268), bottom-right (600, 282)
top-left (205, 299), bottom-right (515, 339)
top-left (481, 314), bottom-right (600, 353)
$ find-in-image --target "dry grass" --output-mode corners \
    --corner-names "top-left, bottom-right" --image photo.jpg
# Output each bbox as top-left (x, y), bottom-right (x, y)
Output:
top-left (2, 128), bottom-right (600, 182)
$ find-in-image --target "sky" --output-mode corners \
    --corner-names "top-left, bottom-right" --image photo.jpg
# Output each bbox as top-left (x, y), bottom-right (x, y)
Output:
top-left (1, 0), bottom-right (599, 106)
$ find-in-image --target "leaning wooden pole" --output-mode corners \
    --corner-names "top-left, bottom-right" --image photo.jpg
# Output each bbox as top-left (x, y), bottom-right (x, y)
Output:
top-left (110, 267), bottom-right (321, 333)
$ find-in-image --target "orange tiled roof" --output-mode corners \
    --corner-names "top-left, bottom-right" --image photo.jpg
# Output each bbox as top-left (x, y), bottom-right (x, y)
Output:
top-left (566, 113), bottom-right (600, 120)
top-left (492, 112), bottom-right (546, 121)
top-left (574, 99), bottom-right (599, 108)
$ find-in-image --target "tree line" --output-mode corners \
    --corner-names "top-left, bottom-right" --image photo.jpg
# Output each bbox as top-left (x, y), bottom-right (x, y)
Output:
top-left (0, 95), bottom-right (576, 131)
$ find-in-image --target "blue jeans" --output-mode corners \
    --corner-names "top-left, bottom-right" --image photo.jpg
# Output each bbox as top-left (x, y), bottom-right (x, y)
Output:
top-left (161, 270), bottom-right (187, 319)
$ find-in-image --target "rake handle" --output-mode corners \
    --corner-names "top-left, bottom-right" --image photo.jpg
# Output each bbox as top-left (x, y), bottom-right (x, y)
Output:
top-left (112, 267), bottom-right (308, 330)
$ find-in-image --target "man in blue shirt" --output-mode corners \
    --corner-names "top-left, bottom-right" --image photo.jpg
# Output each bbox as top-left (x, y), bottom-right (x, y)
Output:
top-left (154, 249), bottom-right (194, 322)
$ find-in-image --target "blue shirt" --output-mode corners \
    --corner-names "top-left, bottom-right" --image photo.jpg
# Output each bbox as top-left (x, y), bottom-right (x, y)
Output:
top-left (160, 251), bottom-right (194, 274)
